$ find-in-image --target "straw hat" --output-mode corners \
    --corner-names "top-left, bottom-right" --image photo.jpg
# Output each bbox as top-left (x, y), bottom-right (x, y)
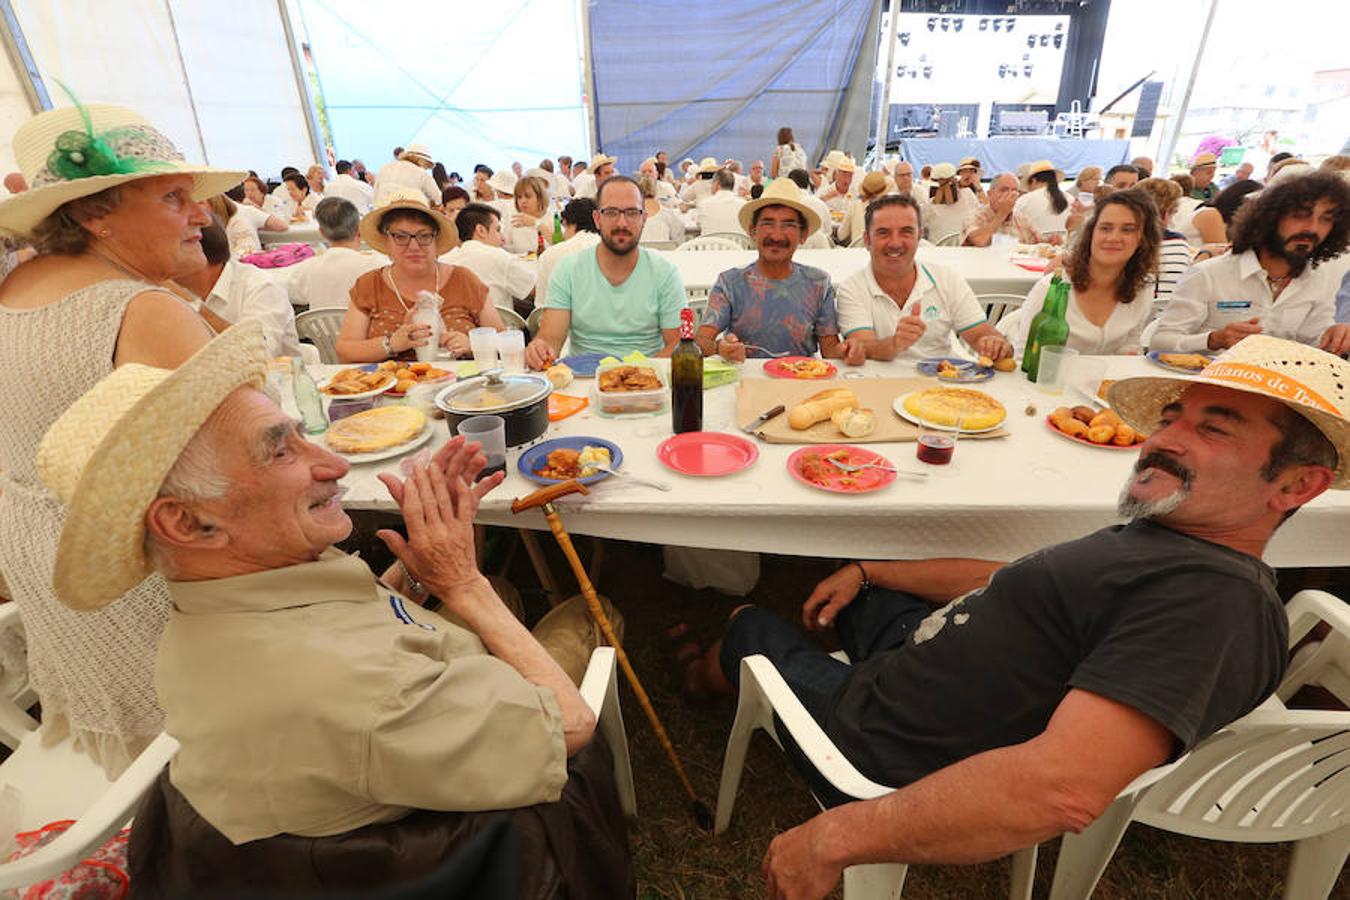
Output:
top-left (35, 321), bottom-right (269, 610)
top-left (822, 150), bottom-right (847, 169)
top-left (1109, 335), bottom-right (1350, 489)
top-left (697, 156), bottom-right (719, 174)
top-left (859, 171), bottom-right (889, 197)
top-left (0, 102), bottom-right (245, 237)
top-left (930, 162), bottom-right (957, 180)
top-left (1191, 152), bottom-right (1218, 169)
top-left (590, 153), bottom-right (617, 172)
top-left (400, 143), bottom-right (433, 165)
top-left (957, 156), bottom-right (981, 171)
top-left (486, 169), bottom-right (517, 196)
top-left (834, 158), bottom-right (856, 174)
top-left (1025, 159), bottom-right (1059, 178)
top-left (359, 189), bottom-right (456, 254)
top-left (738, 177), bottom-right (821, 236)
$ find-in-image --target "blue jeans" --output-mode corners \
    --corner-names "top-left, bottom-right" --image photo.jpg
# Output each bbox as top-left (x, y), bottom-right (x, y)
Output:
top-left (719, 588), bottom-right (932, 808)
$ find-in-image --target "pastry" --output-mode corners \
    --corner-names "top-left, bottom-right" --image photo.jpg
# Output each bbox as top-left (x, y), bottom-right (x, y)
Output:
top-left (788, 388), bottom-right (860, 430)
top-left (546, 363), bottom-right (574, 389)
top-left (1158, 352), bottom-right (1211, 371)
top-left (993, 357), bottom-right (1017, 372)
top-left (325, 406), bottom-right (426, 454)
top-left (902, 387), bottom-right (1006, 430)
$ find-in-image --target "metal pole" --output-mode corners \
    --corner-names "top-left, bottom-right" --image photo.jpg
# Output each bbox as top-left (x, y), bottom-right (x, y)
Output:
top-left (1159, 0), bottom-right (1219, 171)
top-left (162, 0), bottom-right (210, 163)
top-left (0, 0), bottom-right (47, 112)
top-left (277, 0), bottom-right (325, 167)
top-left (578, 0), bottom-right (599, 156)
top-left (873, 0), bottom-right (900, 165)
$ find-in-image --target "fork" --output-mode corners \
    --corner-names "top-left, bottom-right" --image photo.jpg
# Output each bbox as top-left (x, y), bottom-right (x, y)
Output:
top-left (740, 344), bottom-right (792, 358)
top-left (826, 457), bottom-right (928, 478)
top-left (592, 464), bottom-right (672, 491)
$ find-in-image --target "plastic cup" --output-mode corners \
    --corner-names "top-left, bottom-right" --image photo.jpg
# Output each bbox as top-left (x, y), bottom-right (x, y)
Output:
top-left (915, 417), bottom-right (957, 465)
top-left (455, 415), bottom-right (507, 481)
top-left (1036, 346), bottom-right (1079, 395)
top-left (496, 329), bottom-right (526, 372)
top-left (469, 327), bottom-right (499, 372)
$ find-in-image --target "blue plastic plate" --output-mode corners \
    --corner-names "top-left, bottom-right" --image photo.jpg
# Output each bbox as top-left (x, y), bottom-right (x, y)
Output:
top-left (1146, 350), bottom-right (1214, 374)
top-left (557, 353), bottom-right (607, 378)
top-left (517, 436), bottom-right (624, 486)
top-left (916, 356), bottom-right (994, 383)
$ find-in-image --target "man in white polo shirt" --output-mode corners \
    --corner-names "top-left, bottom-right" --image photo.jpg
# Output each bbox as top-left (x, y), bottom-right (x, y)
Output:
top-left (1147, 171), bottom-right (1350, 356)
top-left (288, 198), bottom-right (386, 309)
top-left (325, 160), bottom-right (374, 214)
top-left (696, 169), bottom-right (747, 236)
top-left (836, 195), bottom-right (1011, 365)
top-left (439, 203), bottom-right (537, 311)
top-left (571, 153), bottom-right (615, 201)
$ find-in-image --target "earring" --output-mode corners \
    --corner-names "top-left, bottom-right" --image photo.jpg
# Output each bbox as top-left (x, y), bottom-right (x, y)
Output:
top-left (98, 229), bottom-right (111, 238)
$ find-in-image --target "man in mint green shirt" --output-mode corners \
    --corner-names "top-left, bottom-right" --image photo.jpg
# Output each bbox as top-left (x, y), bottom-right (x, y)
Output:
top-left (526, 176), bottom-right (686, 367)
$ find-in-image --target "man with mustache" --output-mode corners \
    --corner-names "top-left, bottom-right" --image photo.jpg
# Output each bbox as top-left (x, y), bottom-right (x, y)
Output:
top-left (684, 334), bottom-right (1348, 899)
top-left (1149, 171), bottom-right (1350, 356)
top-left (694, 178), bottom-right (841, 362)
top-left (35, 321), bottom-right (632, 894)
top-left (526, 175), bottom-right (685, 368)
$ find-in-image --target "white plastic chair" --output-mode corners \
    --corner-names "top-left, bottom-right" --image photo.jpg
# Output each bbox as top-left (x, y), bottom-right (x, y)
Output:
top-left (714, 653), bottom-right (1037, 899)
top-left (638, 239), bottom-right (679, 250)
top-left (494, 305), bottom-right (528, 332)
top-left (676, 236), bottom-right (744, 252)
top-left (801, 229), bottom-right (832, 249)
top-left (1049, 589), bottom-right (1350, 900)
top-left (933, 231), bottom-right (963, 247)
top-left (579, 646), bottom-right (637, 819)
top-left (294, 308), bottom-right (346, 363)
top-left (977, 293), bottom-right (1027, 327)
top-left (0, 606), bottom-right (179, 890)
top-left (699, 232), bottom-right (755, 250)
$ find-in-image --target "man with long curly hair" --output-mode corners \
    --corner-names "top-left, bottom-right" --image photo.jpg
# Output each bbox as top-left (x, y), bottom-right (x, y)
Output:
top-left (1149, 171), bottom-right (1350, 356)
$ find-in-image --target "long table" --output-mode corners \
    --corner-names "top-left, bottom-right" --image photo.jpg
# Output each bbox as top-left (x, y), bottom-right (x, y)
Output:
top-left (323, 359), bottom-right (1349, 569)
top-left (656, 247), bottom-right (1040, 298)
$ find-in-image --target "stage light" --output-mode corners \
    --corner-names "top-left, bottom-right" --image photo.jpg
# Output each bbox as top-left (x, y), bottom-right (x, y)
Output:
top-left (923, 64), bottom-right (933, 79)
top-left (979, 17), bottom-right (989, 31)
top-left (954, 19), bottom-right (963, 32)
top-left (998, 64), bottom-right (1008, 78)
top-left (1040, 34), bottom-right (1049, 47)
top-left (940, 17), bottom-right (949, 31)
top-left (1053, 33), bottom-right (1063, 49)
top-left (1026, 35), bottom-right (1036, 49)
top-left (1023, 64), bottom-right (1033, 78)
top-left (992, 19), bottom-right (1002, 31)
top-left (1006, 18), bottom-right (1016, 32)
top-left (927, 16), bottom-right (936, 31)
top-left (899, 32), bottom-right (911, 46)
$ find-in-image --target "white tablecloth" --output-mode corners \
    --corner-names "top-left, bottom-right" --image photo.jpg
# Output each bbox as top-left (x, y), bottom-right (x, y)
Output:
top-left (260, 224), bottom-right (323, 247)
top-left (318, 359), bottom-right (1350, 568)
top-left (655, 246), bottom-right (1040, 298)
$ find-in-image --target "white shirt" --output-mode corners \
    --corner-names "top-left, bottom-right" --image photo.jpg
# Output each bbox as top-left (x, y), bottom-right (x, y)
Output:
top-left (679, 178), bottom-right (714, 205)
top-left (226, 204), bottom-right (273, 258)
top-left (654, 180), bottom-right (679, 205)
top-left (816, 176), bottom-right (855, 213)
top-left (326, 173), bottom-right (374, 214)
top-left (773, 143), bottom-right (807, 176)
top-left (1009, 274), bottom-right (1154, 357)
top-left (374, 159), bottom-right (440, 206)
top-left (551, 172), bottom-right (572, 198)
top-left (639, 206), bottom-right (688, 243)
top-left (836, 261), bottom-right (986, 360)
top-left (696, 191), bottom-right (747, 236)
top-left (571, 172), bottom-right (598, 200)
top-left (439, 240), bottom-right (537, 310)
top-left (1144, 250), bottom-right (1337, 352)
top-left (921, 191), bottom-right (978, 242)
top-left (1012, 188), bottom-right (1071, 235)
top-left (286, 246), bottom-right (388, 310)
top-left (797, 188), bottom-right (833, 237)
top-left (536, 231), bottom-right (601, 305)
top-left (204, 260), bottom-right (302, 357)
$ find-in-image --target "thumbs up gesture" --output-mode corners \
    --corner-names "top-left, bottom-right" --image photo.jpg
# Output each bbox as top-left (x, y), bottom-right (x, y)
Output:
top-left (894, 303), bottom-right (927, 353)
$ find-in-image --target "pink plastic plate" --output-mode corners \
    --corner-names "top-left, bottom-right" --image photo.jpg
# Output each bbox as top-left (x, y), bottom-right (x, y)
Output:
top-left (762, 356), bottom-right (838, 379)
top-left (656, 432), bottom-right (759, 476)
top-left (787, 445), bottom-right (897, 494)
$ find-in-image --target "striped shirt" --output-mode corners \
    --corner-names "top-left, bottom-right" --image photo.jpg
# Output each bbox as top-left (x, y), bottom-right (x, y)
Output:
top-left (1152, 232), bottom-right (1193, 312)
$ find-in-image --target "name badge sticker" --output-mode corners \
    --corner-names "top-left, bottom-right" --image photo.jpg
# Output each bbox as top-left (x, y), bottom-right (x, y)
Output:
top-left (1215, 299), bottom-right (1252, 311)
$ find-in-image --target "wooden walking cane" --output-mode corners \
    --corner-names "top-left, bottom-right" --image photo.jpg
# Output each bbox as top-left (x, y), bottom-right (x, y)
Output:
top-left (512, 480), bottom-right (713, 830)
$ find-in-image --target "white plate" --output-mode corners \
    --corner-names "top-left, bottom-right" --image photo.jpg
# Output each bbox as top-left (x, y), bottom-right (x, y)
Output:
top-left (892, 391), bottom-right (1006, 434)
top-left (319, 371), bottom-right (397, 402)
top-left (318, 421), bottom-right (436, 464)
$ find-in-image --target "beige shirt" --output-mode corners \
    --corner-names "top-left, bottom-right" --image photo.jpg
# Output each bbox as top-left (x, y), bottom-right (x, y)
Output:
top-left (158, 550), bottom-right (566, 844)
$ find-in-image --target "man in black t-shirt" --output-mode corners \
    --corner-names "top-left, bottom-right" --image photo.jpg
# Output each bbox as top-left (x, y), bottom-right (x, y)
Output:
top-left (683, 336), bottom-right (1350, 900)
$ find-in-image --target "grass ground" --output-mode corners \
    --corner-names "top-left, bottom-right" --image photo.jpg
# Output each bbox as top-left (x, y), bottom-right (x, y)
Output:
top-left (346, 515), bottom-right (1349, 899)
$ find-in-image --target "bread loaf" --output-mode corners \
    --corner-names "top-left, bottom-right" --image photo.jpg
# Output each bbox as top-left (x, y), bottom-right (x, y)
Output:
top-left (788, 388), bottom-right (860, 430)
top-left (832, 406), bottom-right (876, 438)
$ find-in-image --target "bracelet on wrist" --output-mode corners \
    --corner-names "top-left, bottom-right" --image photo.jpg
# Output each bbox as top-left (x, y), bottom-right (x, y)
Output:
top-left (382, 334), bottom-right (394, 357)
top-left (853, 560), bottom-right (871, 593)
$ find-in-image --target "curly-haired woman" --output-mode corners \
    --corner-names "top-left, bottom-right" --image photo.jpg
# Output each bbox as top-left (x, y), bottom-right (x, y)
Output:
top-left (1010, 188), bottom-right (1161, 356)
top-left (1148, 171), bottom-right (1350, 355)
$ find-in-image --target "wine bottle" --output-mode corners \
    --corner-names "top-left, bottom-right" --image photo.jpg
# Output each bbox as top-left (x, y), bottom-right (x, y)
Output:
top-left (1022, 274), bottom-right (1062, 380)
top-left (552, 212), bottom-right (564, 245)
top-left (1030, 280), bottom-right (1071, 382)
top-left (670, 307), bottom-right (703, 434)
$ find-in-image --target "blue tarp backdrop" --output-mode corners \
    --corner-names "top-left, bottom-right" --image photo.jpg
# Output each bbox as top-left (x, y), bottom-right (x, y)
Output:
top-left (589, 0), bottom-right (879, 174)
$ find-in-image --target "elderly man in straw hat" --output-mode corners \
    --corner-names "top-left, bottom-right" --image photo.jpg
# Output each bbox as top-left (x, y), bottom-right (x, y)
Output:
top-left (572, 152), bottom-right (616, 201)
top-left (374, 142), bottom-right (440, 206)
top-left (1190, 151), bottom-right (1220, 202)
top-left (679, 156), bottom-right (720, 207)
top-left (35, 320), bottom-right (631, 893)
top-left (694, 178), bottom-right (841, 362)
top-left (682, 335), bottom-right (1347, 898)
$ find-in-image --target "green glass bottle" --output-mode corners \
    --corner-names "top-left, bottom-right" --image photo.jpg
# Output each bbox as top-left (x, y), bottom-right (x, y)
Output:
top-left (552, 212), bottom-right (564, 245)
top-left (1027, 280), bottom-right (1072, 383)
top-left (1021, 274), bottom-right (1062, 378)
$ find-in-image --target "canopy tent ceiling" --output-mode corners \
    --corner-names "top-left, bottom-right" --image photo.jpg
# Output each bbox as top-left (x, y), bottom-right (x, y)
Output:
top-left (6, 0), bottom-right (313, 178)
top-left (293, 0), bottom-right (591, 177)
top-left (588, 0), bottom-right (880, 174)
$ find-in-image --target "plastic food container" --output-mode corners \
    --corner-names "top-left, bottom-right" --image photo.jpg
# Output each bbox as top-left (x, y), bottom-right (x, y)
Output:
top-left (592, 362), bottom-right (668, 417)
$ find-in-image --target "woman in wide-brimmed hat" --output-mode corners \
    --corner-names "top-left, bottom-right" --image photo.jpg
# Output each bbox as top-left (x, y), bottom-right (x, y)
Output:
top-left (335, 190), bottom-right (503, 362)
top-left (0, 99), bottom-right (245, 777)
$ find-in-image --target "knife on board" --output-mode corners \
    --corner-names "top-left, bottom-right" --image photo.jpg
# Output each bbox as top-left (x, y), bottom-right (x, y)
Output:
top-left (741, 404), bottom-right (786, 435)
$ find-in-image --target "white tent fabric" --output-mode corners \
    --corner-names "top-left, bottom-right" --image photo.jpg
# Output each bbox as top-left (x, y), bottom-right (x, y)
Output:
top-left (293, 0), bottom-right (590, 176)
top-left (8, 0), bottom-right (313, 178)
top-left (0, 55), bottom-right (33, 176)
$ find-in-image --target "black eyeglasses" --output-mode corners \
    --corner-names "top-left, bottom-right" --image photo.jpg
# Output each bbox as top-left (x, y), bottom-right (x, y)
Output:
top-left (597, 207), bottom-right (645, 222)
top-left (386, 230), bottom-right (437, 247)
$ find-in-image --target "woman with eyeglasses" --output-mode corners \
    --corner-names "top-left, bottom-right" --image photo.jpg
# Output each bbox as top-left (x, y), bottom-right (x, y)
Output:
top-left (335, 191), bottom-right (502, 362)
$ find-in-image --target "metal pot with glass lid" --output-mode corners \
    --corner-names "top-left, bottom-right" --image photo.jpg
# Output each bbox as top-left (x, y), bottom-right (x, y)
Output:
top-left (435, 368), bottom-right (552, 447)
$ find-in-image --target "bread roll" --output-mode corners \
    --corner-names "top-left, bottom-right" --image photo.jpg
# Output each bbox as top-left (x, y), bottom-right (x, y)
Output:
top-left (1087, 424), bottom-right (1115, 444)
top-left (832, 407), bottom-right (877, 438)
top-left (1061, 418), bottom-right (1090, 438)
top-left (546, 363), bottom-right (574, 389)
top-left (1112, 424), bottom-right (1137, 446)
top-left (993, 356), bottom-right (1017, 372)
top-left (1089, 409), bottom-right (1121, 429)
top-left (788, 388), bottom-right (860, 430)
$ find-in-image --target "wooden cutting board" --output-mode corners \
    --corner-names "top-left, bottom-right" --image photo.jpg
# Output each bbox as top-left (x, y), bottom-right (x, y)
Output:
top-left (735, 377), bottom-right (1009, 444)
